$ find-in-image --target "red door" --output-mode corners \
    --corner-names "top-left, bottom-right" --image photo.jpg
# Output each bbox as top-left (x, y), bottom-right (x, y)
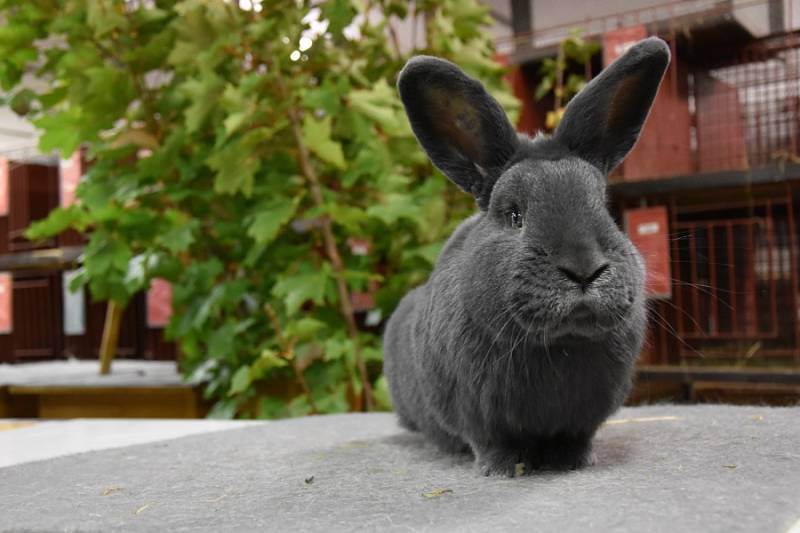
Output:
top-left (12, 271), bottom-right (63, 361)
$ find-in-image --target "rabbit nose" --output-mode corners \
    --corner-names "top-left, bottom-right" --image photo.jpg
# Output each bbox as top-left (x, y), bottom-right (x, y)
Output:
top-left (557, 260), bottom-right (609, 291)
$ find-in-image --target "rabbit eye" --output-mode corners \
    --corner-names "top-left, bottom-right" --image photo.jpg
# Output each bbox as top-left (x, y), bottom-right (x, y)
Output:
top-left (509, 208), bottom-right (523, 229)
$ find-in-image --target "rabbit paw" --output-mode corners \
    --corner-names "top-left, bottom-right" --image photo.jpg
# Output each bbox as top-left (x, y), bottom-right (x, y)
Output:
top-left (476, 447), bottom-right (534, 477)
top-left (535, 436), bottom-right (595, 471)
top-left (476, 437), bottom-right (595, 476)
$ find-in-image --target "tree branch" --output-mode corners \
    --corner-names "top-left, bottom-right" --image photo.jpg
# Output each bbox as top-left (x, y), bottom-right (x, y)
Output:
top-left (264, 303), bottom-right (318, 413)
top-left (274, 70), bottom-right (375, 411)
top-left (386, 15), bottom-right (402, 58)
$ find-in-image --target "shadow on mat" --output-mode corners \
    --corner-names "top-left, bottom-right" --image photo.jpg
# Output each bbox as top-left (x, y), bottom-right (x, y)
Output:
top-left (375, 428), bottom-right (635, 473)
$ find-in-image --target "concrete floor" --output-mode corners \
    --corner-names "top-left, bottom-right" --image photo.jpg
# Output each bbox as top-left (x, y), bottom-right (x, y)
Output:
top-left (0, 359), bottom-right (183, 387)
top-left (0, 418), bottom-right (261, 468)
top-left (0, 360), bottom-right (202, 418)
top-left (1, 404), bottom-right (799, 532)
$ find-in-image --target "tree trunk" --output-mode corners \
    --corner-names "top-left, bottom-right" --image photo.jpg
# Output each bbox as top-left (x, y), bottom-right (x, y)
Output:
top-left (99, 301), bottom-right (124, 375)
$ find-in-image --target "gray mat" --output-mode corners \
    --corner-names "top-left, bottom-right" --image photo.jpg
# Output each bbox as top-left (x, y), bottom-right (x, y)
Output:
top-left (1, 405), bottom-right (799, 532)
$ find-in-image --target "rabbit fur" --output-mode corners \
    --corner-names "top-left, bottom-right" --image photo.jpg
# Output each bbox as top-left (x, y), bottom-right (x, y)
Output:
top-left (383, 38), bottom-right (670, 476)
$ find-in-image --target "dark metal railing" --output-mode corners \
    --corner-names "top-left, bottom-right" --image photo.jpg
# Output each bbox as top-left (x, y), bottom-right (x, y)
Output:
top-left (694, 32), bottom-right (800, 174)
top-left (646, 191), bottom-right (800, 363)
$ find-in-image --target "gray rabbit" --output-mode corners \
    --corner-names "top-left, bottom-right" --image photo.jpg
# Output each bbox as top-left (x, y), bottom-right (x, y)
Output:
top-left (383, 38), bottom-right (669, 476)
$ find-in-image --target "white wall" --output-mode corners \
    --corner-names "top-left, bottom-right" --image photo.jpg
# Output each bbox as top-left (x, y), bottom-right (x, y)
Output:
top-left (787, 0), bottom-right (800, 30)
top-left (519, 0), bottom-right (773, 49)
top-left (0, 107), bottom-right (39, 161)
top-left (733, 0), bottom-right (770, 37)
top-left (483, 0), bottom-right (515, 54)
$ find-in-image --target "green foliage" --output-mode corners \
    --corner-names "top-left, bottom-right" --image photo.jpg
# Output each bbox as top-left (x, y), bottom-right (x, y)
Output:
top-left (535, 29), bottom-right (599, 129)
top-left (1, 0), bottom-right (517, 417)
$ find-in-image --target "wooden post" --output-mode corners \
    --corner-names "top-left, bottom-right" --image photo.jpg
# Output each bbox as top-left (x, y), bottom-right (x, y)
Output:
top-left (99, 301), bottom-right (123, 375)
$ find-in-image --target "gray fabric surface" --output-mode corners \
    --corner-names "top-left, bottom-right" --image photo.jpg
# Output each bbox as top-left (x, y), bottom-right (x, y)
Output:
top-left (1, 405), bottom-right (798, 532)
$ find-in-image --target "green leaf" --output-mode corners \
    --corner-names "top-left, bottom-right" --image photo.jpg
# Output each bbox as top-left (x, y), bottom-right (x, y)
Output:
top-left (84, 66), bottom-right (136, 118)
top-left (258, 396), bottom-right (287, 419)
top-left (565, 73), bottom-right (587, 99)
top-left (373, 375), bottom-right (393, 411)
top-left (221, 83), bottom-right (258, 136)
top-left (250, 349), bottom-right (288, 378)
top-left (24, 206), bottom-right (87, 240)
top-left (247, 199), bottom-right (297, 246)
top-left (348, 79), bottom-right (411, 136)
top-left (349, 99), bottom-right (405, 135)
top-left (223, 111), bottom-right (249, 135)
top-left (366, 193), bottom-right (422, 226)
top-left (229, 365), bottom-right (252, 396)
top-left (323, 335), bottom-right (351, 362)
top-left (315, 383), bottom-right (348, 414)
top-left (534, 77), bottom-right (552, 101)
top-left (284, 317), bottom-right (326, 341)
top-left (342, 139), bottom-right (389, 187)
top-left (87, 2), bottom-right (129, 36)
top-left (160, 211), bottom-right (198, 253)
top-left (84, 232), bottom-right (132, 275)
top-left (78, 171), bottom-right (117, 211)
top-left (362, 346), bottom-right (383, 362)
top-left (9, 88), bottom-right (35, 115)
top-left (136, 7), bottom-right (170, 24)
top-left (123, 254), bottom-right (153, 294)
top-left (287, 395), bottom-right (312, 417)
top-left (406, 242), bottom-right (444, 266)
top-left (272, 266), bottom-right (331, 316)
top-left (302, 115), bottom-right (345, 170)
top-left (180, 74), bottom-right (225, 133)
top-left (303, 81), bottom-right (343, 115)
top-left (207, 399), bottom-right (237, 419)
top-left (34, 109), bottom-right (84, 158)
top-left (208, 322), bottom-right (236, 359)
top-left (207, 135), bottom-right (260, 196)
top-left (186, 359), bottom-right (218, 386)
top-left (321, 0), bottom-right (356, 38)
top-left (67, 267), bottom-right (89, 292)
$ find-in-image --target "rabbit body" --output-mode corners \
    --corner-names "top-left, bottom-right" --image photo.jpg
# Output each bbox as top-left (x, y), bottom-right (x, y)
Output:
top-left (384, 200), bottom-right (647, 475)
top-left (383, 38), bottom-right (670, 476)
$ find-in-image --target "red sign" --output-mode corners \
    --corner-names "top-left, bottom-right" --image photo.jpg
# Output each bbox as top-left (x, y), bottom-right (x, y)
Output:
top-left (147, 278), bottom-right (173, 328)
top-left (0, 272), bottom-right (11, 334)
top-left (493, 52), bottom-right (509, 67)
top-left (625, 206), bottom-right (672, 299)
top-left (0, 158), bottom-right (8, 216)
top-left (603, 26), bottom-right (648, 67)
top-left (351, 279), bottom-right (380, 312)
top-left (60, 151), bottom-right (83, 207)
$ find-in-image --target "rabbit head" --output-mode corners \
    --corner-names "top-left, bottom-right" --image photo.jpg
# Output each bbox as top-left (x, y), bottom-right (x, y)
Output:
top-left (397, 38), bottom-right (669, 344)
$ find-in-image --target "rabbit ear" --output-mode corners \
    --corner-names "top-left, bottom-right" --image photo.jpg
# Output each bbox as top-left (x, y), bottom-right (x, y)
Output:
top-left (398, 56), bottom-right (519, 209)
top-left (554, 37), bottom-right (670, 174)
